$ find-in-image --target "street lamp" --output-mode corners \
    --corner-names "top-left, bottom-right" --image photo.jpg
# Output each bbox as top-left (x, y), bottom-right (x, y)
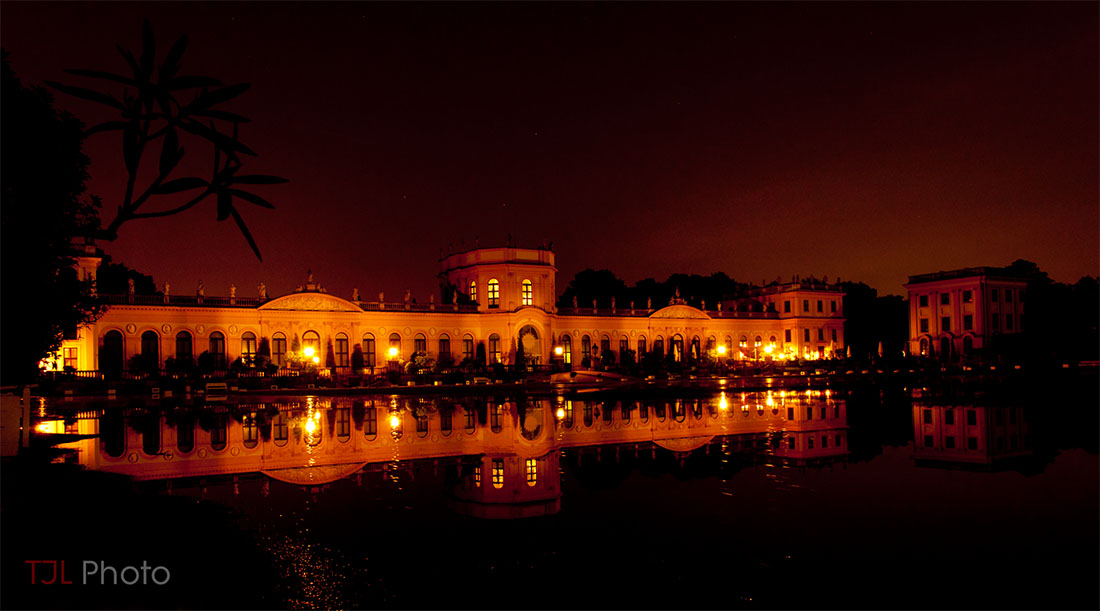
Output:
top-left (388, 346), bottom-right (399, 360)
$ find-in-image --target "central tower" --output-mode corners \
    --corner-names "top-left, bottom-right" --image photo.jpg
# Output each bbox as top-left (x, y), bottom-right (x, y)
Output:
top-left (439, 244), bottom-right (557, 313)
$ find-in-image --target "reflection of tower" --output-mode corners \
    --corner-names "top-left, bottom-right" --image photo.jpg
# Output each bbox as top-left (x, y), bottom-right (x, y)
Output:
top-left (451, 453), bottom-right (561, 519)
top-left (912, 405), bottom-right (1031, 467)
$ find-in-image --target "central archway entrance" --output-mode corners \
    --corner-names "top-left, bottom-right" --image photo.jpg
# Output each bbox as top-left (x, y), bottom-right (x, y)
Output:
top-left (518, 325), bottom-right (541, 365)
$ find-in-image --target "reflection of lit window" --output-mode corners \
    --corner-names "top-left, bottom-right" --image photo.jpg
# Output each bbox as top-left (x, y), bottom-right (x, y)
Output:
top-left (474, 465), bottom-right (481, 487)
top-left (336, 408), bottom-right (351, 442)
top-left (416, 414), bottom-right (429, 437)
top-left (243, 413), bottom-right (258, 448)
top-left (521, 279), bottom-right (533, 306)
top-left (272, 333), bottom-right (286, 367)
top-left (489, 334), bottom-right (501, 364)
top-left (492, 458), bottom-right (504, 488)
top-left (491, 404), bottom-right (502, 433)
top-left (364, 405), bottom-right (377, 438)
top-left (273, 413), bottom-right (288, 446)
top-left (487, 279), bottom-right (500, 307)
top-left (526, 458), bottom-right (537, 486)
top-left (241, 332), bottom-right (257, 363)
top-left (440, 409), bottom-right (453, 435)
top-left (464, 408), bottom-right (477, 433)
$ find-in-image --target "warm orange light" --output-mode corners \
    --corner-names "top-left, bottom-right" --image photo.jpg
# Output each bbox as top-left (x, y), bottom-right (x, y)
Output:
top-left (717, 345), bottom-right (727, 355)
top-left (303, 346), bottom-right (315, 358)
top-left (388, 347), bottom-right (399, 358)
top-left (554, 346), bottom-right (563, 356)
top-left (35, 422), bottom-right (51, 433)
top-left (556, 407), bottom-right (565, 419)
top-left (312, 355), bottom-right (320, 364)
top-left (764, 345), bottom-right (774, 354)
top-left (389, 413), bottom-right (401, 428)
top-left (718, 392), bottom-right (728, 410)
top-left (304, 419), bottom-right (317, 434)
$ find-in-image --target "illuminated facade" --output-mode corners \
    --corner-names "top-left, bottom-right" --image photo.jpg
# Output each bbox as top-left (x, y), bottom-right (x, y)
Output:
top-left (904, 267), bottom-right (1027, 360)
top-left (912, 404), bottom-right (1031, 467)
top-left (55, 245), bottom-right (845, 374)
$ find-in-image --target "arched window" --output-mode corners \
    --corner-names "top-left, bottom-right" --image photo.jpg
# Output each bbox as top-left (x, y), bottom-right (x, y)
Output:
top-left (690, 336), bottom-right (700, 359)
top-left (619, 336), bottom-right (629, 360)
top-left (526, 458), bottom-right (537, 487)
top-left (670, 335), bottom-right (684, 362)
top-left (210, 413), bottom-right (227, 451)
top-left (388, 333), bottom-right (401, 360)
top-left (488, 334), bottom-right (501, 363)
top-left (653, 336), bottom-right (664, 356)
top-left (438, 334), bottom-right (451, 360)
top-left (141, 416), bottom-right (160, 456)
top-left (414, 333), bottom-right (427, 354)
top-left (581, 335), bottom-right (591, 361)
top-left (363, 333), bottom-right (376, 367)
top-left (490, 403), bottom-right (503, 433)
top-left (755, 336), bottom-right (762, 347)
top-left (209, 331), bottom-right (226, 368)
top-left (487, 279), bottom-right (500, 307)
top-left (462, 334), bottom-right (474, 361)
top-left (769, 336), bottom-right (777, 348)
top-left (724, 335), bottom-right (733, 354)
top-left (141, 331), bottom-right (159, 365)
top-left (561, 334), bottom-right (572, 364)
top-left (176, 331), bottom-right (193, 362)
top-left (101, 330), bottom-right (125, 378)
top-left (336, 408), bottom-right (351, 442)
top-left (272, 332), bottom-right (287, 367)
top-left (491, 458), bottom-right (505, 488)
top-left (176, 416), bottom-right (194, 453)
top-left (363, 404), bottom-right (377, 439)
top-left (919, 337), bottom-right (929, 356)
top-left (241, 332), bottom-right (257, 364)
top-left (521, 279), bottom-right (533, 306)
top-left (302, 331), bottom-right (320, 356)
top-left (705, 336), bottom-right (716, 354)
top-left (242, 413), bottom-right (259, 449)
top-left (637, 335), bottom-right (647, 356)
top-left (739, 335), bottom-right (748, 348)
top-left (963, 335), bottom-right (973, 354)
top-left (272, 412), bottom-right (289, 446)
top-left (600, 335), bottom-right (611, 358)
top-left (469, 280), bottom-right (477, 303)
top-left (335, 333), bottom-right (349, 367)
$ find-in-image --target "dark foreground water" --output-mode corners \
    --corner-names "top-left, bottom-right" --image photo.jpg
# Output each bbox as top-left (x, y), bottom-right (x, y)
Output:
top-left (4, 379), bottom-right (1097, 609)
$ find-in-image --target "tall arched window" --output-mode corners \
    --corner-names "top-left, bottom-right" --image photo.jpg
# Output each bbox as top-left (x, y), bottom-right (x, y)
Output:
top-left (920, 337), bottom-right (929, 356)
top-left (488, 334), bottom-right (501, 363)
top-left (755, 336), bottom-right (762, 347)
top-left (600, 335), bottom-right (611, 358)
top-left (388, 333), bottom-right (401, 359)
top-left (491, 458), bottom-right (505, 488)
top-left (335, 333), bottom-right (349, 367)
top-left (302, 331), bottom-right (320, 356)
top-left (272, 332), bottom-right (287, 367)
top-left (438, 334), bottom-right (451, 360)
top-left (209, 331), bottom-right (226, 368)
top-left (724, 335), bottom-right (733, 354)
top-left (581, 335), bottom-right (591, 361)
top-left (242, 413), bottom-right (259, 449)
top-left (739, 335), bottom-right (748, 348)
top-left (487, 279), bottom-right (500, 307)
top-left (619, 336), bottom-right (629, 360)
top-left (653, 336), bottom-right (664, 356)
top-left (561, 334), bottom-right (572, 364)
top-left (670, 335), bottom-right (683, 362)
top-left (769, 336), bottom-right (777, 348)
top-left (176, 331), bottom-right (193, 362)
top-left (414, 333), bottom-right (427, 354)
top-left (469, 280), bottom-right (477, 303)
top-left (241, 332), bottom-right (257, 364)
top-left (637, 335), bottom-right (647, 356)
top-left (141, 331), bottom-right (159, 366)
top-left (462, 334), bottom-right (474, 361)
top-left (363, 333), bottom-right (376, 367)
top-left (272, 412), bottom-right (289, 446)
top-left (521, 279), bottom-right (533, 306)
top-left (690, 336), bottom-right (700, 360)
top-left (705, 336), bottom-right (716, 354)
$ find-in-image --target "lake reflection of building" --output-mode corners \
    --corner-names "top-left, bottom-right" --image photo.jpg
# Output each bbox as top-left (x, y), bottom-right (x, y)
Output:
top-left (60, 391), bottom-right (848, 518)
top-left (912, 405), bottom-right (1031, 467)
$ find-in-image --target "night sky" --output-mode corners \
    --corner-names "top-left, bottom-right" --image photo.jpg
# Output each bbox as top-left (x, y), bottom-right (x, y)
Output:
top-left (3, 2), bottom-right (1096, 301)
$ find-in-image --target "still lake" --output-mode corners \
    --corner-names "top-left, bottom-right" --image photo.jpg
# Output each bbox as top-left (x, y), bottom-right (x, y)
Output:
top-left (29, 380), bottom-right (1100, 608)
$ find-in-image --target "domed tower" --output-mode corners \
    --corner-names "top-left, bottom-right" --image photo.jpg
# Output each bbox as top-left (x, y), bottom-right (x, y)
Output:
top-left (439, 243), bottom-right (557, 313)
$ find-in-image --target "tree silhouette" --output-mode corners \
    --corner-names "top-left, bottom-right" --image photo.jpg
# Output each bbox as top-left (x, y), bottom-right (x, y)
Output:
top-left (1, 51), bottom-right (104, 384)
top-left (47, 20), bottom-right (286, 260)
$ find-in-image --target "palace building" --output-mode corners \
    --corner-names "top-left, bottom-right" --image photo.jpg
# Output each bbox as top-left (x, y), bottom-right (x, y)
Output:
top-left (904, 267), bottom-right (1027, 360)
top-left (53, 243), bottom-right (845, 375)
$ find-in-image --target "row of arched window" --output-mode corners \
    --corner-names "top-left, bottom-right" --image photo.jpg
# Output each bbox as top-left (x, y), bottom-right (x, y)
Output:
top-left (466, 278), bottom-right (534, 308)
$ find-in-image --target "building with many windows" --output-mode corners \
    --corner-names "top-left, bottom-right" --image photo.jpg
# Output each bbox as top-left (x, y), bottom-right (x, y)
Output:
top-left (904, 267), bottom-right (1028, 360)
top-left (53, 243), bottom-right (845, 375)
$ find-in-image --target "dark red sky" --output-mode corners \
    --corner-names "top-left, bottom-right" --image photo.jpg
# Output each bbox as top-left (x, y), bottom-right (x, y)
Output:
top-left (3, 2), bottom-right (1097, 300)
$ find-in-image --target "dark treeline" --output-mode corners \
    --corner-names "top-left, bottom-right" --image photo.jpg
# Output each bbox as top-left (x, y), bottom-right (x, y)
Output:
top-left (998, 260), bottom-right (1098, 364)
top-left (557, 269), bottom-right (750, 310)
top-left (841, 282), bottom-right (908, 361)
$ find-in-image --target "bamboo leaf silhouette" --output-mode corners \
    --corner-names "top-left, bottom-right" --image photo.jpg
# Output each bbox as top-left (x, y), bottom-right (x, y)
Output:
top-left (85, 120), bottom-right (130, 136)
top-left (228, 189), bottom-right (275, 209)
top-left (159, 127), bottom-right (180, 176)
top-left (154, 177), bottom-right (208, 193)
top-left (159, 34), bottom-right (188, 81)
top-left (63, 69), bottom-right (135, 86)
top-left (231, 175), bottom-right (288, 185)
top-left (165, 75), bottom-right (222, 91)
top-left (228, 205), bottom-right (262, 261)
top-left (45, 81), bottom-right (126, 110)
top-left (188, 83), bottom-right (250, 111)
